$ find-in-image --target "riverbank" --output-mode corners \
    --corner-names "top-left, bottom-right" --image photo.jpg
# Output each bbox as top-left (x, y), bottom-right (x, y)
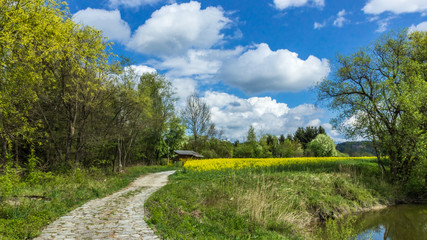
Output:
top-left (145, 158), bottom-right (408, 239)
top-left (0, 165), bottom-right (176, 239)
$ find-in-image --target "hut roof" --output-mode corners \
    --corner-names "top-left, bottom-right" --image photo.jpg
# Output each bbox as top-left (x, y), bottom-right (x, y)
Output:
top-left (174, 150), bottom-right (203, 158)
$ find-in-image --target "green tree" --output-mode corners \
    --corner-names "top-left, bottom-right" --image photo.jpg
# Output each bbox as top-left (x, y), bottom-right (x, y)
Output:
top-left (247, 126), bottom-right (257, 143)
top-left (318, 30), bottom-right (427, 186)
top-left (138, 73), bottom-right (176, 164)
top-left (246, 126), bottom-right (261, 158)
top-left (293, 126), bottom-right (325, 149)
top-left (306, 134), bottom-right (337, 157)
top-left (0, 0), bottom-right (115, 171)
top-left (164, 116), bottom-right (187, 162)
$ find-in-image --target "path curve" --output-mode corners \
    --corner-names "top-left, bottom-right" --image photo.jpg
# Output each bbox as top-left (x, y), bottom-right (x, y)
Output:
top-left (35, 170), bottom-right (176, 240)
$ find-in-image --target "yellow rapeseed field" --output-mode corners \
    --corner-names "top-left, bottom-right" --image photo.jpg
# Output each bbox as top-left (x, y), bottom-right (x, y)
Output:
top-left (184, 157), bottom-right (376, 172)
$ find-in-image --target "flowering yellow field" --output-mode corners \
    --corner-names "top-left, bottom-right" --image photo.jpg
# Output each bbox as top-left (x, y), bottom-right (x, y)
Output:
top-left (184, 157), bottom-right (376, 172)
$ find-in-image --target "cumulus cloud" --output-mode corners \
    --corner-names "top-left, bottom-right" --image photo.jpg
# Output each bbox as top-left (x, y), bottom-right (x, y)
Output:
top-left (201, 91), bottom-right (329, 141)
top-left (109, 0), bottom-right (163, 8)
top-left (362, 0), bottom-right (427, 14)
top-left (119, 65), bottom-right (157, 86)
top-left (218, 43), bottom-right (330, 94)
top-left (273, 0), bottom-right (324, 10)
top-left (127, 65), bottom-right (157, 76)
top-left (333, 10), bottom-right (348, 27)
top-left (409, 21), bottom-right (427, 32)
top-left (152, 47), bottom-right (244, 79)
top-left (127, 1), bottom-right (231, 56)
top-left (170, 78), bottom-right (198, 107)
top-left (73, 8), bottom-right (131, 43)
top-left (306, 119), bottom-right (321, 127)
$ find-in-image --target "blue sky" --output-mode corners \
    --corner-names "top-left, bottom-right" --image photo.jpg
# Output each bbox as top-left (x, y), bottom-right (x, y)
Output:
top-left (68, 0), bottom-right (427, 142)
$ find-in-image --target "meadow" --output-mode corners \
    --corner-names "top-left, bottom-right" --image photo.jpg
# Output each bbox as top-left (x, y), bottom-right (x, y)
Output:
top-left (146, 157), bottom-right (397, 239)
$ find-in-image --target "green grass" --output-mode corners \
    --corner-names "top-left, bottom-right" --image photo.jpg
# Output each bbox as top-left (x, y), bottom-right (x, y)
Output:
top-left (0, 165), bottom-right (177, 239)
top-left (145, 159), bottom-right (397, 239)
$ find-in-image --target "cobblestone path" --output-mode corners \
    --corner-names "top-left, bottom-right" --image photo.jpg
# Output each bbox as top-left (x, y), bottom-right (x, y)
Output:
top-left (35, 171), bottom-right (176, 240)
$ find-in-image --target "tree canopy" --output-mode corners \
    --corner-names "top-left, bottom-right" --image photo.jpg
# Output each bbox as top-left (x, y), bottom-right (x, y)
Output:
top-left (318, 30), bottom-right (427, 188)
top-left (0, 0), bottom-right (184, 172)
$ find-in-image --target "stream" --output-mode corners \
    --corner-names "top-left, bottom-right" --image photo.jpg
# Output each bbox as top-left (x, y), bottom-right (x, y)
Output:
top-left (319, 204), bottom-right (427, 240)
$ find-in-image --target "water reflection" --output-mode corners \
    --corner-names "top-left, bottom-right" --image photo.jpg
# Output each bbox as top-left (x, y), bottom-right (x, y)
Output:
top-left (322, 204), bottom-right (427, 240)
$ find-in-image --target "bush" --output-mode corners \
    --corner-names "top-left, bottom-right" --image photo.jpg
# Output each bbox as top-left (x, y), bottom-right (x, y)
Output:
top-left (0, 163), bottom-right (20, 200)
top-left (307, 134), bottom-right (337, 157)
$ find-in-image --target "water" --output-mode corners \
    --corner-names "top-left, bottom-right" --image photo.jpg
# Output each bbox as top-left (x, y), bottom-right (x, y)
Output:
top-left (320, 204), bottom-right (427, 240)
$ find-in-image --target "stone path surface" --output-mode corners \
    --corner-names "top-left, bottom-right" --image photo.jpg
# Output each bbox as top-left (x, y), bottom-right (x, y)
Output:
top-left (35, 170), bottom-right (176, 240)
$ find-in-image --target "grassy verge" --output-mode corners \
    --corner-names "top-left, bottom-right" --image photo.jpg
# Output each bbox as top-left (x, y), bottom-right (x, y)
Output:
top-left (145, 159), bottom-right (397, 239)
top-left (0, 165), bottom-right (177, 239)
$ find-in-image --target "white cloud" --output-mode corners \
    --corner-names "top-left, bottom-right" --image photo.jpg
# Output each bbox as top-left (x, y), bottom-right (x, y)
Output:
top-left (201, 91), bottom-right (328, 140)
top-left (120, 65), bottom-right (157, 86)
top-left (108, 0), bottom-right (163, 8)
top-left (127, 1), bottom-right (231, 56)
top-left (73, 8), bottom-right (131, 43)
top-left (218, 43), bottom-right (330, 94)
top-left (409, 21), bottom-right (427, 32)
top-left (152, 47), bottom-right (244, 79)
top-left (333, 10), bottom-right (348, 27)
top-left (127, 65), bottom-right (157, 76)
top-left (273, 0), bottom-right (324, 10)
top-left (375, 16), bottom-right (395, 33)
top-left (170, 78), bottom-right (198, 107)
top-left (306, 119), bottom-right (321, 127)
top-left (363, 0), bottom-right (427, 15)
top-left (314, 21), bottom-right (326, 29)
top-left (322, 123), bottom-right (346, 142)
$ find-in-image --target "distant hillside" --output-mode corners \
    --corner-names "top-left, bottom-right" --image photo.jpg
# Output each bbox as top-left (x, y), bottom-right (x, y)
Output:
top-left (336, 141), bottom-right (376, 157)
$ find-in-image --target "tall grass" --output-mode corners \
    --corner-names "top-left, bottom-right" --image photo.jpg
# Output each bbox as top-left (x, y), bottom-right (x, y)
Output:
top-left (146, 158), bottom-right (395, 239)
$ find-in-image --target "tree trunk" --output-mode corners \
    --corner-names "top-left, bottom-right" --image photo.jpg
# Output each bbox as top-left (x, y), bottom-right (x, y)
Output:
top-left (75, 130), bottom-right (82, 171)
top-left (1, 138), bottom-right (7, 164)
top-left (15, 138), bottom-right (19, 165)
top-left (372, 139), bottom-right (386, 178)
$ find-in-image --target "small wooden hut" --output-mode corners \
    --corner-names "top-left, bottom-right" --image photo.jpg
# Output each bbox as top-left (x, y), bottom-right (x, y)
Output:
top-left (174, 150), bottom-right (203, 162)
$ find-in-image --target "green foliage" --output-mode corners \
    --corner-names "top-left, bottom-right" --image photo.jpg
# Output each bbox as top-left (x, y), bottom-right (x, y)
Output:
top-left (247, 126), bottom-right (257, 143)
top-left (293, 126), bottom-right (326, 149)
top-left (0, 1), bottom-right (184, 171)
top-left (306, 134), bottom-right (337, 157)
top-left (318, 30), bottom-right (427, 188)
top-left (0, 163), bottom-right (20, 200)
top-left (315, 217), bottom-right (360, 240)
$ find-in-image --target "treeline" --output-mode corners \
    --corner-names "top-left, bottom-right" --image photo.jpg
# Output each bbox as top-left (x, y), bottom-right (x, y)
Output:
top-left (0, 0), bottom-right (185, 172)
top-left (184, 125), bottom-right (345, 159)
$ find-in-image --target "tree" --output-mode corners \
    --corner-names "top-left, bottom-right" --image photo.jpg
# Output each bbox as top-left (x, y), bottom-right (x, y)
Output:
top-left (293, 126), bottom-right (326, 149)
top-left (164, 116), bottom-right (186, 162)
top-left (0, 0), bottom-right (115, 171)
top-left (247, 126), bottom-right (257, 143)
top-left (306, 134), bottom-right (337, 157)
top-left (318, 30), bottom-right (427, 185)
top-left (246, 126), bottom-right (262, 157)
top-left (138, 73), bottom-right (177, 164)
top-left (182, 92), bottom-right (211, 150)
top-left (207, 123), bottom-right (218, 139)
top-left (0, 0), bottom-right (68, 164)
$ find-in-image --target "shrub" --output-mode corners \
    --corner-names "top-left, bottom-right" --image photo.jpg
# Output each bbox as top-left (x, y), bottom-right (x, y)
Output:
top-left (306, 134), bottom-right (337, 157)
